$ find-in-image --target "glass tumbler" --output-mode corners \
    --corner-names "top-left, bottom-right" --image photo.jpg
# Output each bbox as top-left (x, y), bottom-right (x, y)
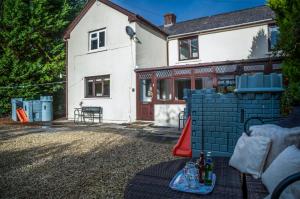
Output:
top-left (183, 161), bottom-right (198, 189)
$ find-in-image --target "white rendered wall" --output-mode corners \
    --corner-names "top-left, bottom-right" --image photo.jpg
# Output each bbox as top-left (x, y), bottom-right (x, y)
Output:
top-left (135, 23), bottom-right (167, 68)
top-left (67, 1), bottom-right (136, 123)
top-left (154, 104), bottom-right (186, 127)
top-left (168, 25), bottom-right (270, 66)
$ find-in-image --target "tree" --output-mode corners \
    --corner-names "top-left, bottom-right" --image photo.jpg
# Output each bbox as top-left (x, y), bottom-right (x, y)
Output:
top-left (268, 0), bottom-right (300, 111)
top-left (0, 0), bottom-right (85, 116)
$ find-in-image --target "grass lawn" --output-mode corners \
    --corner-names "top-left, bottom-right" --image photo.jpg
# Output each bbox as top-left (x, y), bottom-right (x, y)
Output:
top-left (0, 126), bottom-right (175, 199)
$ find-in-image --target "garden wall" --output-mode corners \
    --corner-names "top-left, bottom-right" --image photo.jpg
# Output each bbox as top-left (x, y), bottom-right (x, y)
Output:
top-left (186, 89), bottom-right (281, 157)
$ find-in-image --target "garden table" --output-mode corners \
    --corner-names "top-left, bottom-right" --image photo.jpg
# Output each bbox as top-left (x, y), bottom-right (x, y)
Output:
top-left (125, 157), bottom-right (243, 199)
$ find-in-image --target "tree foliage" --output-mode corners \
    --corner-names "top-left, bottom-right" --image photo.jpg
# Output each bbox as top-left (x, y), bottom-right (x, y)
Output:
top-left (0, 0), bottom-right (85, 116)
top-left (268, 0), bottom-right (300, 109)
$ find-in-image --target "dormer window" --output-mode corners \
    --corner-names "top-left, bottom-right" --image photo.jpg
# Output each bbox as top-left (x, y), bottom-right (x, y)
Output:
top-left (89, 29), bottom-right (106, 51)
top-left (178, 36), bottom-right (199, 61)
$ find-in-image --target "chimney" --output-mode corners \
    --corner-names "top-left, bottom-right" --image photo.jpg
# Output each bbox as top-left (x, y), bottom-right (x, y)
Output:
top-left (164, 13), bottom-right (176, 27)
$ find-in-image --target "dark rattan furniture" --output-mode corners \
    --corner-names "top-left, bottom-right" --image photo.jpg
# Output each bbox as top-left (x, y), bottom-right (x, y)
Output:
top-left (125, 156), bottom-right (299, 199)
top-left (125, 157), bottom-right (243, 199)
top-left (242, 108), bottom-right (300, 199)
top-left (125, 107), bottom-right (300, 199)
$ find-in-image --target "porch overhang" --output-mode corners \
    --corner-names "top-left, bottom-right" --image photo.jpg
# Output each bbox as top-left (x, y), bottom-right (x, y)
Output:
top-left (135, 57), bottom-right (283, 73)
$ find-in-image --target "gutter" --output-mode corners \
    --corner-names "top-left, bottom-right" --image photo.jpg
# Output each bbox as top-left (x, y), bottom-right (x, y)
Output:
top-left (167, 18), bottom-right (275, 39)
top-left (65, 40), bottom-right (68, 119)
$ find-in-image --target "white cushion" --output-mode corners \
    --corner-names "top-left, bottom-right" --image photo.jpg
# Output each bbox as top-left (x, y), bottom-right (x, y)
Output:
top-left (250, 124), bottom-right (300, 169)
top-left (229, 133), bottom-right (271, 179)
top-left (262, 145), bottom-right (300, 199)
top-left (285, 133), bottom-right (300, 149)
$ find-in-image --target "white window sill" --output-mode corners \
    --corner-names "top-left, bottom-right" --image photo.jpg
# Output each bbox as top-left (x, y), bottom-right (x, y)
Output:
top-left (88, 48), bottom-right (107, 54)
top-left (83, 97), bottom-right (112, 100)
top-left (176, 58), bottom-right (201, 65)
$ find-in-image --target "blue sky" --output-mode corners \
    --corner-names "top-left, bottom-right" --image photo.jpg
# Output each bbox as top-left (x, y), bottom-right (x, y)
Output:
top-left (111, 0), bottom-right (267, 25)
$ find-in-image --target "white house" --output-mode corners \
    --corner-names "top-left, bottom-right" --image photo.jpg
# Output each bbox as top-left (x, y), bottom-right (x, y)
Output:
top-left (64, 0), bottom-right (281, 126)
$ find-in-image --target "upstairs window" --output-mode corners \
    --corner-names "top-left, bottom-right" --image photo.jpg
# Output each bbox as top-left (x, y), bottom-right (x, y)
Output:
top-left (179, 36), bottom-right (199, 61)
top-left (85, 75), bottom-right (110, 97)
top-left (268, 24), bottom-right (279, 51)
top-left (89, 29), bottom-right (106, 51)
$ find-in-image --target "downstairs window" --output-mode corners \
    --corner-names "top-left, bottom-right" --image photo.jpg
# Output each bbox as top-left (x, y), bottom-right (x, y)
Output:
top-left (157, 79), bottom-right (172, 100)
top-left (85, 75), bottom-right (110, 97)
top-left (175, 79), bottom-right (191, 100)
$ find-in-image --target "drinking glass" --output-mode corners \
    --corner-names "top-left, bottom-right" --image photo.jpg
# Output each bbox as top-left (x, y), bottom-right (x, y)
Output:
top-left (183, 162), bottom-right (198, 189)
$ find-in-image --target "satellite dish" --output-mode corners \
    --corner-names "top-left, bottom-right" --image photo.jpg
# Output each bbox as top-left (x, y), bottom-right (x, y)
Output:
top-left (126, 26), bottom-right (136, 39)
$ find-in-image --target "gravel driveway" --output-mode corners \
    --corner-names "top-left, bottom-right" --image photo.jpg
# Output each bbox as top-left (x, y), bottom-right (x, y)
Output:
top-left (0, 125), bottom-right (177, 199)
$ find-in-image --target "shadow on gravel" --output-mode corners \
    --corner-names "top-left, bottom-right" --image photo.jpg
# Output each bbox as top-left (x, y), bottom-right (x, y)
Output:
top-left (0, 128), bottom-right (47, 141)
top-left (0, 133), bottom-right (174, 199)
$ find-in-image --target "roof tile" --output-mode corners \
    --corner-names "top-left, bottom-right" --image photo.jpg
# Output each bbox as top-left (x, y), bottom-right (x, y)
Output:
top-left (161, 6), bottom-right (275, 36)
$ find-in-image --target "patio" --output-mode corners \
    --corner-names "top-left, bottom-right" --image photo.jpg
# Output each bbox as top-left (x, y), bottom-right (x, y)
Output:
top-left (124, 109), bottom-right (300, 199)
top-left (1, 109), bottom-right (299, 199)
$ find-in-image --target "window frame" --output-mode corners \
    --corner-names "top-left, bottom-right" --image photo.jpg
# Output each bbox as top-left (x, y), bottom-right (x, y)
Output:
top-left (156, 78), bottom-right (173, 102)
top-left (85, 75), bottom-right (110, 98)
top-left (268, 24), bottom-right (279, 52)
top-left (195, 76), bottom-right (214, 90)
top-left (178, 36), bottom-right (199, 61)
top-left (174, 78), bottom-right (192, 101)
top-left (140, 79), bottom-right (152, 103)
top-left (88, 28), bottom-right (106, 52)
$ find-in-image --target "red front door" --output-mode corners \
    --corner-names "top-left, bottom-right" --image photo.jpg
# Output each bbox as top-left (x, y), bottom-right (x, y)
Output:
top-left (137, 78), bottom-right (154, 121)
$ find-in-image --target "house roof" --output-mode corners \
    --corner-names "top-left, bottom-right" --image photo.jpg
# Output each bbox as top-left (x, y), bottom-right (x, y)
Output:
top-left (64, 2), bottom-right (275, 40)
top-left (63, 0), bottom-right (167, 40)
top-left (161, 5), bottom-right (275, 37)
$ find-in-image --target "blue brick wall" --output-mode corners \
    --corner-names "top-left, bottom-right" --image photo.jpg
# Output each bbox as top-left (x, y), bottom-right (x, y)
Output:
top-left (187, 89), bottom-right (281, 158)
